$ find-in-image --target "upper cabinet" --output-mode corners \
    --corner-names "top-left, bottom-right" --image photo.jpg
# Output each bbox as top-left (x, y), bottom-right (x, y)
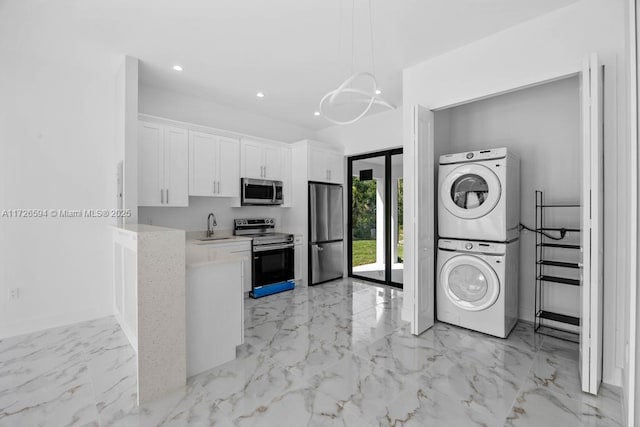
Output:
top-left (137, 115), bottom-right (293, 207)
top-left (308, 144), bottom-right (344, 184)
top-left (189, 131), bottom-right (240, 198)
top-left (138, 121), bottom-right (189, 207)
top-left (241, 139), bottom-right (284, 181)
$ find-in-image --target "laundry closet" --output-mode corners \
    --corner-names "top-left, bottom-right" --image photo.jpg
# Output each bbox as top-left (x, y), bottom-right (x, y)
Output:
top-left (432, 75), bottom-right (581, 337)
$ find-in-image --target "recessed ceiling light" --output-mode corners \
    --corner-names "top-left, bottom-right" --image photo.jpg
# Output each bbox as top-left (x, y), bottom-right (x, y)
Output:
top-left (256, 92), bottom-right (265, 98)
top-left (172, 65), bottom-right (183, 71)
top-left (375, 89), bottom-right (382, 95)
top-left (314, 111), bottom-right (321, 117)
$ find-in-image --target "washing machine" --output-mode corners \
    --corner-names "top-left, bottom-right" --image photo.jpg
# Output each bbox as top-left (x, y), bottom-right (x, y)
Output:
top-left (438, 147), bottom-right (520, 242)
top-left (436, 238), bottom-right (518, 338)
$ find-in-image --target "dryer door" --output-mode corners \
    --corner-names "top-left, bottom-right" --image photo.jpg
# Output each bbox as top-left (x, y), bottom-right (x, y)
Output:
top-left (440, 254), bottom-right (500, 311)
top-left (440, 164), bottom-right (501, 219)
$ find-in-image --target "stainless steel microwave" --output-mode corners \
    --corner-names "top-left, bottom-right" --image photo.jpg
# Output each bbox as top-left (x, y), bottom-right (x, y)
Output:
top-left (241, 178), bottom-right (284, 206)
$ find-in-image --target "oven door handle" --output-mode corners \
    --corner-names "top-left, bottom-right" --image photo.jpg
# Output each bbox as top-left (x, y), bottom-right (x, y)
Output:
top-left (253, 243), bottom-right (294, 252)
top-left (272, 183), bottom-right (276, 202)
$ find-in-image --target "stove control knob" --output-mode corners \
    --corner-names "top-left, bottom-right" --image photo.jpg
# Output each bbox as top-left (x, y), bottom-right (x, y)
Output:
top-left (465, 243), bottom-right (473, 250)
top-left (466, 152), bottom-right (474, 159)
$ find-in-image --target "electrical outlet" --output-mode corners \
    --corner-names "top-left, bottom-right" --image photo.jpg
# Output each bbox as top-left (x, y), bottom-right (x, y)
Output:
top-left (8, 288), bottom-right (19, 300)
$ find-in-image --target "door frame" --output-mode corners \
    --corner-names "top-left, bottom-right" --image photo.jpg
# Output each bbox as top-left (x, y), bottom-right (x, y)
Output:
top-left (347, 148), bottom-right (403, 288)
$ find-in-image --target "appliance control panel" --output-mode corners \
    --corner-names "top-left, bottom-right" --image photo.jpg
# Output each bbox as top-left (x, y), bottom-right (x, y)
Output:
top-left (234, 218), bottom-right (276, 235)
top-left (235, 218), bottom-right (275, 227)
top-left (439, 147), bottom-right (507, 165)
top-left (438, 239), bottom-right (507, 254)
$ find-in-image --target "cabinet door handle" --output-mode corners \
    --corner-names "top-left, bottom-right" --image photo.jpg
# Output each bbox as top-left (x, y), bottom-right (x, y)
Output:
top-left (213, 180), bottom-right (216, 194)
top-left (216, 181), bottom-right (220, 194)
top-left (161, 188), bottom-right (164, 204)
top-left (166, 189), bottom-right (169, 204)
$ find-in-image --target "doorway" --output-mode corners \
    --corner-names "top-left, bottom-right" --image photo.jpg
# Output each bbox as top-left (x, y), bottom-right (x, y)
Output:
top-left (348, 148), bottom-right (403, 288)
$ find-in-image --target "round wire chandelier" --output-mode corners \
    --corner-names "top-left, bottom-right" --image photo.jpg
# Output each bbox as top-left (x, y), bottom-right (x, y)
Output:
top-left (319, 0), bottom-right (396, 125)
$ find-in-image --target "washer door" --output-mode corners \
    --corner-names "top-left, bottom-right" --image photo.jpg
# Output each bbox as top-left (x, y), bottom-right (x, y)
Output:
top-left (440, 254), bottom-right (500, 311)
top-left (440, 164), bottom-right (501, 219)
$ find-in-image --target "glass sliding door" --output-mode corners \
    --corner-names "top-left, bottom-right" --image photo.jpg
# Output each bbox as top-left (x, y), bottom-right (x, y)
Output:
top-left (350, 154), bottom-right (386, 282)
top-left (391, 152), bottom-right (404, 286)
top-left (348, 148), bottom-right (403, 288)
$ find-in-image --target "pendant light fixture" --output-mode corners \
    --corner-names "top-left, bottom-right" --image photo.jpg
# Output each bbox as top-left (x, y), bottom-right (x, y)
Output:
top-left (319, 0), bottom-right (395, 125)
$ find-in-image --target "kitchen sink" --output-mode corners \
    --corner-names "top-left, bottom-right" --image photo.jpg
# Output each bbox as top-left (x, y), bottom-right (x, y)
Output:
top-left (198, 236), bottom-right (234, 242)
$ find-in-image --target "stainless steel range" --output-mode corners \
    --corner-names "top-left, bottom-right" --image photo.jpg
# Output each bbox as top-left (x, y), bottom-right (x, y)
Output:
top-left (234, 218), bottom-right (295, 298)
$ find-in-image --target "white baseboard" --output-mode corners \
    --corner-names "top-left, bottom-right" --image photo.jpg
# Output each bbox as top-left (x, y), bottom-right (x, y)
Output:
top-left (0, 308), bottom-right (113, 340)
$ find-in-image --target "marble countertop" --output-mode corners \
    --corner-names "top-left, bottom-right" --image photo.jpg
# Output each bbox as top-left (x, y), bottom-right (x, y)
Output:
top-left (185, 230), bottom-right (252, 244)
top-left (112, 224), bottom-right (183, 234)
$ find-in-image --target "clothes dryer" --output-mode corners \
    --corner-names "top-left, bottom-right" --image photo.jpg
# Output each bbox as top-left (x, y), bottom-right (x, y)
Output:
top-left (438, 148), bottom-right (520, 242)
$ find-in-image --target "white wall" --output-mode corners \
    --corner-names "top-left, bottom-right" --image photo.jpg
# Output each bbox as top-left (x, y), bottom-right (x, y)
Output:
top-left (316, 108), bottom-right (402, 156)
top-left (0, 4), bottom-right (120, 338)
top-left (439, 76), bottom-right (581, 324)
top-left (628, 0), bottom-right (639, 424)
top-left (139, 84), bottom-right (314, 143)
top-left (138, 197), bottom-right (285, 233)
top-left (123, 57), bottom-right (139, 224)
top-left (402, 0), bottom-right (628, 386)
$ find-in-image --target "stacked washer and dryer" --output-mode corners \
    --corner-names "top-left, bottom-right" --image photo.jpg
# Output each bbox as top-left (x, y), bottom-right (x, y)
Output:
top-left (436, 148), bottom-right (520, 338)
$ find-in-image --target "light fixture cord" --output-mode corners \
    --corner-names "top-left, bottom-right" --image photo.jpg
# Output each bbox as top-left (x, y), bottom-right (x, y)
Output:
top-left (369, 0), bottom-right (375, 76)
top-left (338, 0), bottom-right (344, 75)
top-left (351, 0), bottom-right (355, 76)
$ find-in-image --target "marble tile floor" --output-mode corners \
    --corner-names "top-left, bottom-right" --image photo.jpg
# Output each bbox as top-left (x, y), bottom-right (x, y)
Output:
top-left (0, 278), bottom-right (623, 426)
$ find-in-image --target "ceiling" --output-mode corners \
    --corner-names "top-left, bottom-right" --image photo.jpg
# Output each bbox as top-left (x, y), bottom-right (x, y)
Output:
top-left (16, 0), bottom-right (578, 131)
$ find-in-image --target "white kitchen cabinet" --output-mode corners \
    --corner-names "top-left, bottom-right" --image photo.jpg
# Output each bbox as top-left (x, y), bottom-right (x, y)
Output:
top-left (307, 144), bottom-right (344, 184)
top-left (186, 260), bottom-right (243, 377)
top-left (227, 242), bottom-right (252, 294)
top-left (198, 239), bottom-right (252, 294)
top-left (189, 130), bottom-right (240, 197)
top-left (138, 121), bottom-right (189, 207)
top-left (241, 139), bottom-right (284, 180)
top-left (325, 151), bottom-right (344, 184)
top-left (263, 145), bottom-right (283, 180)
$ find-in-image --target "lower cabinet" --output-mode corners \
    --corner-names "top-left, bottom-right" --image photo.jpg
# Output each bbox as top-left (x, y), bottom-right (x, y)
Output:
top-left (186, 260), bottom-right (243, 377)
top-left (223, 241), bottom-right (252, 293)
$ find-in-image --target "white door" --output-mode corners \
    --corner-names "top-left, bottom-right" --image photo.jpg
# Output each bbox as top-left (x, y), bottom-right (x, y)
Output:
top-left (138, 121), bottom-right (163, 206)
top-left (440, 255), bottom-right (500, 312)
top-left (189, 131), bottom-right (217, 196)
top-left (163, 127), bottom-right (189, 207)
top-left (263, 146), bottom-right (283, 180)
top-left (411, 105), bottom-right (435, 335)
top-left (580, 53), bottom-right (604, 395)
top-left (440, 164), bottom-right (501, 219)
top-left (326, 151), bottom-right (344, 184)
top-left (217, 136), bottom-right (240, 197)
top-left (308, 146), bottom-right (328, 182)
top-left (241, 141), bottom-right (265, 179)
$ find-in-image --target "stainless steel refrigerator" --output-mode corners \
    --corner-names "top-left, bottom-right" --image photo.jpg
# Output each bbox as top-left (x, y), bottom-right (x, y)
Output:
top-left (309, 182), bottom-right (344, 285)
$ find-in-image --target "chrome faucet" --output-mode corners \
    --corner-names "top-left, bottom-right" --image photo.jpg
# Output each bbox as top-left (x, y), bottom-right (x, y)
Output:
top-left (206, 213), bottom-right (217, 237)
